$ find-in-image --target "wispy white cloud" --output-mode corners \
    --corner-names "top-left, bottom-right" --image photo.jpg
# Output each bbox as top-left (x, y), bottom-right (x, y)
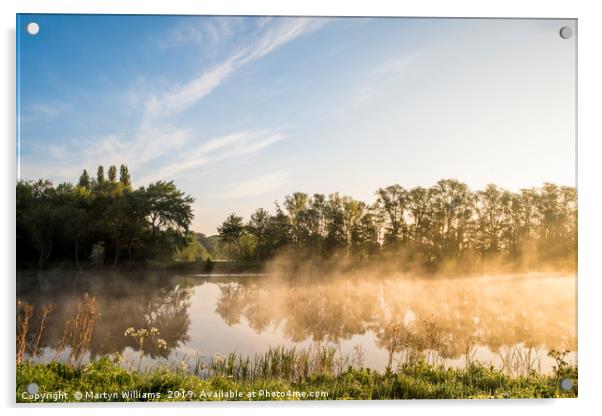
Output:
top-left (219, 169), bottom-right (290, 199)
top-left (138, 130), bottom-right (285, 184)
top-left (142, 17), bottom-right (328, 124)
top-left (142, 54), bottom-right (239, 126)
top-left (241, 17), bottom-right (326, 62)
top-left (22, 17), bottom-right (321, 186)
top-left (373, 55), bottom-right (418, 77)
top-left (23, 101), bottom-right (70, 121)
top-left (21, 128), bottom-right (285, 186)
top-left (21, 127), bottom-right (192, 183)
top-left (157, 17), bottom-right (239, 50)
top-left (347, 54), bottom-right (419, 108)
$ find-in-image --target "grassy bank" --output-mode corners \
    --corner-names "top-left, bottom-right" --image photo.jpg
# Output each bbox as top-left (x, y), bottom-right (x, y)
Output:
top-left (17, 356), bottom-right (577, 402)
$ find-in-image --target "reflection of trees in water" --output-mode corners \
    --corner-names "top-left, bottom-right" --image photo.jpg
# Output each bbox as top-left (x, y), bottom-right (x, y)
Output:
top-left (214, 275), bottom-right (577, 363)
top-left (215, 279), bottom-right (378, 342)
top-left (17, 272), bottom-right (576, 368)
top-left (215, 283), bottom-right (247, 327)
top-left (215, 282), bottom-right (280, 333)
top-left (17, 272), bottom-right (194, 359)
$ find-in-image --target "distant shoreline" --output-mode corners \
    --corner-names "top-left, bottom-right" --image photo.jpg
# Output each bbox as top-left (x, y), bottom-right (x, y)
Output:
top-left (16, 259), bottom-right (266, 274)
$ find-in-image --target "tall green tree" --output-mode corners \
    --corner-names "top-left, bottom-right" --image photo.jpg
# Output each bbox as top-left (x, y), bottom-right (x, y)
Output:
top-left (407, 186), bottom-right (434, 262)
top-left (429, 179), bottom-right (474, 259)
top-left (323, 193), bottom-right (347, 255)
top-left (119, 164), bottom-right (131, 188)
top-left (96, 165), bottom-right (105, 185)
top-left (78, 169), bottom-right (90, 189)
top-left (284, 192), bottom-right (309, 246)
top-left (108, 165), bottom-right (117, 183)
top-left (247, 208), bottom-right (271, 260)
top-left (375, 185), bottom-right (408, 251)
top-left (143, 181), bottom-right (194, 239)
top-left (218, 214), bottom-right (246, 259)
top-left (475, 184), bottom-right (511, 255)
top-left (22, 180), bottom-right (60, 269)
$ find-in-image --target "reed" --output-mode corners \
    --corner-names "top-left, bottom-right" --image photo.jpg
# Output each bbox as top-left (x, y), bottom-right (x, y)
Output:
top-left (207, 344), bottom-right (345, 382)
top-left (16, 300), bottom-right (33, 365)
top-left (63, 293), bottom-right (97, 366)
top-left (499, 345), bottom-right (542, 377)
top-left (31, 304), bottom-right (54, 358)
top-left (16, 300), bottom-right (54, 364)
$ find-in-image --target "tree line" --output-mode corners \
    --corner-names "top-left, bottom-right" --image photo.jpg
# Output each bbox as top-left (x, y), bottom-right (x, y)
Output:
top-left (16, 170), bottom-right (577, 271)
top-left (17, 165), bottom-right (194, 268)
top-left (218, 179), bottom-right (577, 270)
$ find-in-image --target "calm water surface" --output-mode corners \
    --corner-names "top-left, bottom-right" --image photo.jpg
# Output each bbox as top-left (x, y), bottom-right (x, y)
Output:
top-left (17, 271), bottom-right (577, 374)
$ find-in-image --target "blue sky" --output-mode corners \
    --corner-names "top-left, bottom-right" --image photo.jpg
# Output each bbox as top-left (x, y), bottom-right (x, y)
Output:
top-left (17, 15), bottom-right (576, 234)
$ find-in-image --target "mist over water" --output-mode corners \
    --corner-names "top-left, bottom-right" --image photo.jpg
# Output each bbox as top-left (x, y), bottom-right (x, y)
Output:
top-left (17, 270), bottom-right (576, 374)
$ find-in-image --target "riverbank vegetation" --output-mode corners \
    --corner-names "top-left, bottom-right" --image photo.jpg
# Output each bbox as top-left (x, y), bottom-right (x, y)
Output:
top-left (16, 348), bottom-right (577, 402)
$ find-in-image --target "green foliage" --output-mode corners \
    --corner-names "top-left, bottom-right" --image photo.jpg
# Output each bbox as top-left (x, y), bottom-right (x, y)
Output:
top-left (174, 233), bottom-right (210, 261)
top-left (217, 179), bottom-right (577, 270)
top-left (96, 166), bottom-right (105, 185)
top-left (16, 165), bottom-right (194, 268)
top-left (143, 181), bottom-right (194, 240)
top-left (119, 165), bottom-right (131, 188)
top-left (17, 172), bottom-right (577, 270)
top-left (217, 214), bottom-right (248, 260)
top-left (78, 170), bottom-right (90, 189)
top-left (16, 355), bottom-right (577, 402)
top-left (197, 234), bottom-right (220, 258)
top-left (107, 165), bottom-right (117, 183)
top-left (247, 208), bottom-right (271, 260)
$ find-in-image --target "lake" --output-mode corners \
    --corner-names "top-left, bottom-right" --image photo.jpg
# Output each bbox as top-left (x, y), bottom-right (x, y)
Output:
top-left (17, 271), bottom-right (577, 375)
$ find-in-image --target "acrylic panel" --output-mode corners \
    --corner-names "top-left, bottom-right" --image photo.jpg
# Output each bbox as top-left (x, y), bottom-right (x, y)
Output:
top-left (16, 14), bottom-right (577, 403)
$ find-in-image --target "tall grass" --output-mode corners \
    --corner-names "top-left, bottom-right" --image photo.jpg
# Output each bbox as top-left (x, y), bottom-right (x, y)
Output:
top-left (16, 352), bottom-right (578, 402)
top-left (208, 345), bottom-right (342, 382)
top-left (498, 345), bottom-right (542, 376)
